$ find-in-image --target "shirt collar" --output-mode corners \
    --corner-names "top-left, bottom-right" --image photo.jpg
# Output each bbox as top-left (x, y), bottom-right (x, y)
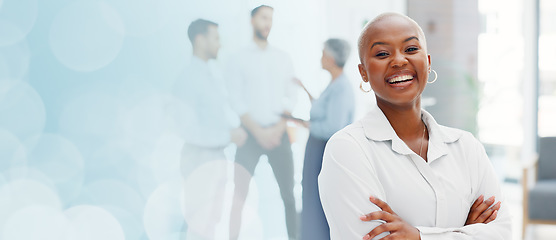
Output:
top-left (188, 55), bottom-right (213, 80)
top-left (323, 73), bottom-right (347, 92)
top-left (331, 73), bottom-right (347, 86)
top-left (248, 39), bottom-right (272, 52)
top-left (361, 106), bottom-right (463, 162)
top-left (190, 55), bottom-right (209, 68)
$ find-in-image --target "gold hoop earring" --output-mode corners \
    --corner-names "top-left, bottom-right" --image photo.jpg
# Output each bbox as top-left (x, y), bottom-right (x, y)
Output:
top-left (428, 69), bottom-right (438, 84)
top-left (360, 81), bottom-right (371, 93)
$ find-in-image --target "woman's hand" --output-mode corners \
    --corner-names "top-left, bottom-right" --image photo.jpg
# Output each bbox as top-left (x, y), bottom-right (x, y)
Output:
top-left (465, 195), bottom-right (501, 225)
top-left (359, 196), bottom-right (420, 240)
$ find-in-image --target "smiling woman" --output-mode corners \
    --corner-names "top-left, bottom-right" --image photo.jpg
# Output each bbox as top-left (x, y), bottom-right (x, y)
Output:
top-left (318, 12), bottom-right (512, 240)
top-left (358, 14), bottom-right (430, 110)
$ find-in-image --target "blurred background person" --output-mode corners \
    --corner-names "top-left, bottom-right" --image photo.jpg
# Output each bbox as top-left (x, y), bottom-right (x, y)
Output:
top-left (174, 18), bottom-right (247, 239)
top-left (227, 5), bottom-right (298, 240)
top-left (294, 38), bottom-right (355, 240)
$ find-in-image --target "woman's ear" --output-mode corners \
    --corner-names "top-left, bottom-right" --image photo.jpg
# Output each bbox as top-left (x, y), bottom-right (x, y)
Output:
top-left (358, 64), bottom-right (368, 82)
top-left (427, 54), bottom-right (431, 70)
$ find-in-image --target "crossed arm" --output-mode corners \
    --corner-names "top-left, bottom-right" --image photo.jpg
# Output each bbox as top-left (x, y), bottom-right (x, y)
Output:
top-left (358, 195), bottom-right (501, 240)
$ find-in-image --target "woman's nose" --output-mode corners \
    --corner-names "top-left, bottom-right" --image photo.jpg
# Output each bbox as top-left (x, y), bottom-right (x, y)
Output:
top-left (391, 52), bottom-right (408, 68)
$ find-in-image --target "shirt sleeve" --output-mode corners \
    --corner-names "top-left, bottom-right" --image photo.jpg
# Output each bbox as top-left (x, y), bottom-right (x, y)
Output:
top-left (226, 57), bottom-right (248, 117)
top-left (416, 136), bottom-right (512, 240)
top-left (219, 71), bottom-right (240, 129)
top-left (318, 131), bottom-right (390, 240)
top-left (310, 86), bottom-right (353, 140)
top-left (281, 54), bottom-right (297, 113)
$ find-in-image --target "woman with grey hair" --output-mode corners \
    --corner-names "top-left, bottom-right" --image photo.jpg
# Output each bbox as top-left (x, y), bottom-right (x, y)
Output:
top-left (295, 38), bottom-right (355, 240)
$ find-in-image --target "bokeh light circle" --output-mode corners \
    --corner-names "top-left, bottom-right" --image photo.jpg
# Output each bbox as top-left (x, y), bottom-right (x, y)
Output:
top-left (86, 142), bottom-right (135, 183)
top-left (82, 179), bottom-right (144, 217)
top-left (2, 166), bottom-right (56, 190)
top-left (2, 206), bottom-right (70, 240)
top-left (0, 0), bottom-right (38, 46)
top-left (0, 129), bottom-right (23, 172)
top-left (150, 133), bottom-right (183, 184)
top-left (65, 205), bottom-right (125, 240)
top-left (0, 82), bottom-right (45, 141)
top-left (143, 180), bottom-right (185, 240)
top-left (121, 94), bottom-right (177, 146)
top-left (141, 29), bottom-right (189, 88)
top-left (49, 1), bottom-right (124, 71)
top-left (181, 160), bottom-right (229, 239)
top-left (58, 92), bottom-right (123, 155)
top-left (120, 93), bottom-right (178, 168)
top-left (101, 206), bottom-right (144, 240)
top-left (0, 179), bottom-right (62, 236)
top-left (0, 39), bottom-right (30, 83)
top-left (24, 134), bottom-right (84, 203)
top-left (110, 0), bottom-right (178, 37)
top-left (133, 163), bottom-right (159, 198)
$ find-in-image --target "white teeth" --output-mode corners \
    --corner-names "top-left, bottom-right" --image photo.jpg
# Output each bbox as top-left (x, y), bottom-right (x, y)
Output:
top-left (388, 75), bottom-right (413, 83)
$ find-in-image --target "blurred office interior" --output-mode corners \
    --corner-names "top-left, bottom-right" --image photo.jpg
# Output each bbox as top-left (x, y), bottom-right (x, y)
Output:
top-left (0, 0), bottom-right (554, 239)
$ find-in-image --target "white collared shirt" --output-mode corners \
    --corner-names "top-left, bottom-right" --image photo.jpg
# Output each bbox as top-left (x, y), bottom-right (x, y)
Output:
top-left (318, 106), bottom-right (512, 239)
top-left (173, 56), bottom-right (239, 148)
top-left (227, 41), bottom-right (296, 127)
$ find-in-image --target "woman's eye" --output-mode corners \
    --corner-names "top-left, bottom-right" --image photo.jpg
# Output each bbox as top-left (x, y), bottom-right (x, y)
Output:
top-left (406, 47), bottom-right (419, 52)
top-left (375, 52), bottom-right (388, 57)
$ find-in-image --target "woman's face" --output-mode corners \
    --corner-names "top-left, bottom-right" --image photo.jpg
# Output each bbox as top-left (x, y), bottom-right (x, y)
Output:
top-left (321, 49), bottom-right (335, 70)
top-left (358, 16), bottom-right (430, 108)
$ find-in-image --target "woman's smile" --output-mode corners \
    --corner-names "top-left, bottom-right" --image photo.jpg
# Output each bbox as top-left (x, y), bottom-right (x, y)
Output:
top-left (385, 71), bottom-right (417, 89)
top-left (357, 14), bottom-right (430, 106)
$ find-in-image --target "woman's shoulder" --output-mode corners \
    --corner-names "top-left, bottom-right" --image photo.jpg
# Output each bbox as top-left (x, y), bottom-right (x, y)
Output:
top-left (327, 120), bottom-right (367, 146)
top-left (323, 121), bottom-right (375, 169)
top-left (435, 124), bottom-right (482, 148)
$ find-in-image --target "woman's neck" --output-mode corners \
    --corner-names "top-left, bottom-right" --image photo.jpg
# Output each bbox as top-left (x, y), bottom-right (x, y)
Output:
top-left (329, 67), bottom-right (343, 81)
top-left (377, 100), bottom-right (424, 139)
top-left (377, 97), bottom-right (429, 161)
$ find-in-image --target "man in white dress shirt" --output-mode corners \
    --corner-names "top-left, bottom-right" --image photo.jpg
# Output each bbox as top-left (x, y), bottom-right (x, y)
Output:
top-left (227, 5), bottom-right (298, 240)
top-left (175, 19), bottom-right (247, 240)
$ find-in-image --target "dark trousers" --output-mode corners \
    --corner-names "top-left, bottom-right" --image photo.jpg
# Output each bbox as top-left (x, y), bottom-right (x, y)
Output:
top-left (229, 131), bottom-right (297, 240)
top-left (301, 134), bottom-right (330, 240)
